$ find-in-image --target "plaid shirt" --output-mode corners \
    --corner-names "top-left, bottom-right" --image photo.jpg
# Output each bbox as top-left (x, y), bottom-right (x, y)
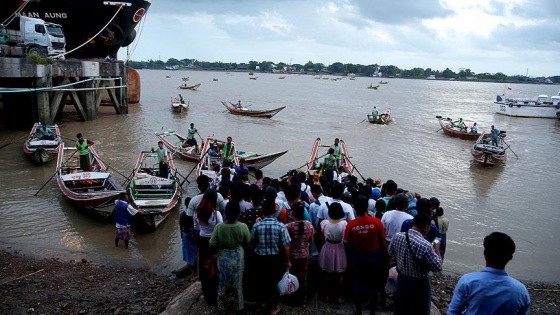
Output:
top-left (388, 229), bottom-right (442, 278)
top-left (251, 218), bottom-right (291, 256)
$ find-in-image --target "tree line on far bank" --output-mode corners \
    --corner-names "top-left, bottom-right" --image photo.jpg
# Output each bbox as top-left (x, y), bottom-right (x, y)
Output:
top-left (127, 58), bottom-right (559, 84)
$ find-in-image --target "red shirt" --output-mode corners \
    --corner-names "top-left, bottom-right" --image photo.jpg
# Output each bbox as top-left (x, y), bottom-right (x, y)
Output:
top-left (344, 215), bottom-right (386, 251)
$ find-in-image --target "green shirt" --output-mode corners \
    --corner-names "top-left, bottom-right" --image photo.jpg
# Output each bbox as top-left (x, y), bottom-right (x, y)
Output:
top-left (155, 148), bottom-right (167, 163)
top-left (330, 144), bottom-right (342, 159)
top-left (210, 222), bottom-right (251, 249)
top-left (222, 143), bottom-right (235, 160)
top-left (76, 139), bottom-right (89, 156)
top-left (323, 154), bottom-right (337, 170)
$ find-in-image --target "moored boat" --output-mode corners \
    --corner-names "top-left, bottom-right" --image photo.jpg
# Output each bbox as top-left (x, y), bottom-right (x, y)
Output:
top-left (2, 0), bottom-right (151, 59)
top-left (23, 123), bottom-right (62, 165)
top-left (471, 132), bottom-right (508, 167)
top-left (221, 101), bottom-right (285, 118)
top-left (170, 95), bottom-right (189, 113)
top-left (128, 150), bottom-right (182, 232)
top-left (55, 142), bottom-right (125, 218)
top-left (436, 116), bottom-right (480, 140)
top-left (178, 83), bottom-right (201, 90)
top-left (367, 109), bottom-right (392, 125)
top-left (155, 130), bottom-right (288, 170)
top-left (306, 137), bottom-right (353, 181)
top-left (196, 137), bottom-right (240, 182)
top-left (494, 93), bottom-right (560, 118)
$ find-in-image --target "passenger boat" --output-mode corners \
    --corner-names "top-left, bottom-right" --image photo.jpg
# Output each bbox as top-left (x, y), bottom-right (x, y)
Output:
top-left (436, 116), bottom-right (480, 140)
top-left (367, 84), bottom-right (380, 90)
top-left (55, 142), bottom-right (125, 218)
top-left (155, 130), bottom-right (288, 170)
top-left (196, 137), bottom-right (239, 182)
top-left (494, 93), bottom-right (560, 118)
top-left (178, 83), bottom-right (201, 90)
top-left (367, 109), bottom-right (392, 125)
top-left (471, 132), bottom-right (508, 167)
top-left (306, 137), bottom-right (353, 180)
top-left (128, 150), bottom-right (182, 232)
top-left (2, 0), bottom-right (151, 59)
top-left (23, 123), bottom-right (62, 165)
top-left (170, 96), bottom-right (189, 113)
top-left (221, 101), bottom-right (285, 118)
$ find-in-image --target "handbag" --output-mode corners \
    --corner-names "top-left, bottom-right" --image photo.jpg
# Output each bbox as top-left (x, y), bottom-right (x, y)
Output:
top-left (278, 270), bottom-right (299, 296)
top-left (204, 254), bottom-right (218, 279)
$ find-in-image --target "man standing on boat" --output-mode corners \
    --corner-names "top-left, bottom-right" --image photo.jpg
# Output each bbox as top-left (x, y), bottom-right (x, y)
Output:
top-left (491, 125), bottom-right (500, 146)
top-left (222, 136), bottom-right (235, 165)
top-left (184, 123), bottom-right (198, 148)
top-left (330, 138), bottom-right (343, 168)
top-left (155, 141), bottom-right (169, 178)
top-left (322, 148), bottom-right (338, 182)
top-left (371, 106), bottom-right (379, 119)
top-left (76, 133), bottom-right (94, 172)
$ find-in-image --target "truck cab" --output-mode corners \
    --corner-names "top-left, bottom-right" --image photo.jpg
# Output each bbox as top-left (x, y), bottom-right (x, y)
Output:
top-left (0, 16), bottom-right (66, 58)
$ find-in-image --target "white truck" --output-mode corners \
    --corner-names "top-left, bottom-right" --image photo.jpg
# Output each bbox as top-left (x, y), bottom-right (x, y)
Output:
top-left (0, 16), bottom-right (66, 58)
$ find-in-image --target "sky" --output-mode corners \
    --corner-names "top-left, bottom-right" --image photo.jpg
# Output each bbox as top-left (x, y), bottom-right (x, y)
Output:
top-left (126, 0), bottom-right (560, 77)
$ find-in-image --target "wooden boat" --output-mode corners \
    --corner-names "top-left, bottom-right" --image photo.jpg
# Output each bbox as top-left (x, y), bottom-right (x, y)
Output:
top-left (213, 78), bottom-right (218, 82)
top-left (471, 132), bottom-right (508, 167)
top-left (367, 84), bottom-right (380, 90)
top-left (178, 83), bottom-right (201, 90)
top-left (437, 116), bottom-right (480, 140)
top-left (155, 130), bottom-right (288, 170)
top-left (305, 137), bottom-right (354, 180)
top-left (367, 108), bottom-right (392, 124)
top-left (379, 80), bottom-right (389, 84)
top-left (196, 137), bottom-right (240, 182)
top-left (128, 150), bottom-right (182, 232)
top-left (221, 101), bottom-right (285, 118)
top-left (249, 77), bottom-right (258, 80)
top-left (55, 142), bottom-right (126, 218)
top-left (278, 75), bottom-right (286, 79)
top-left (170, 96), bottom-right (189, 113)
top-left (23, 123), bottom-right (62, 165)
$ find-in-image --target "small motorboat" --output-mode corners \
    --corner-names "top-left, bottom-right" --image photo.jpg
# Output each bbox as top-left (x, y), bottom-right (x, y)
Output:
top-left (471, 132), bottom-right (508, 167)
top-left (23, 123), bottom-right (62, 165)
top-left (178, 83), bottom-right (201, 90)
top-left (367, 108), bottom-right (392, 124)
top-left (221, 101), bottom-right (285, 118)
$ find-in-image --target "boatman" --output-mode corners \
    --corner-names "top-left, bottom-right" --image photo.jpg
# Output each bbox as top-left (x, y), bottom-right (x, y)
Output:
top-left (222, 136), bottom-right (235, 166)
top-left (155, 141), bottom-right (169, 178)
top-left (371, 106), bottom-right (379, 119)
top-left (185, 123), bottom-right (198, 148)
top-left (235, 100), bottom-right (243, 109)
top-left (491, 125), bottom-right (500, 146)
top-left (36, 124), bottom-right (54, 140)
top-left (330, 138), bottom-right (343, 168)
top-left (455, 118), bottom-right (466, 131)
top-left (179, 94), bottom-right (185, 104)
top-left (322, 148), bottom-right (338, 182)
top-left (76, 133), bottom-right (94, 171)
top-left (470, 122), bottom-right (479, 134)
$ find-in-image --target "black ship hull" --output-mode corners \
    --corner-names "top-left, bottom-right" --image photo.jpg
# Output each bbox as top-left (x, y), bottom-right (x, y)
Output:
top-left (2, 0), bottom-right (151, 59)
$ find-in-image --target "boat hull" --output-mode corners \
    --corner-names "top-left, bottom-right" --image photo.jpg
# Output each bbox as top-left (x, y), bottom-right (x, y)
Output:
top-left (494, 102), bottom-right (560, 118)
top-left (3, 0), bottom-right (152, 59)
top-left (221, 102), bottom-right (285, 118)
top-left (438, 118), bottom-right (480, 140)
top-left (23, 123), bottom-right (62, 165)
top-left (470, 132), bottom-right (507, 167)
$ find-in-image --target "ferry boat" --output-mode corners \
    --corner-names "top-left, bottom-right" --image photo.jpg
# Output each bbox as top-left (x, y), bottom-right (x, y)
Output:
top-left (494, 92), bottom-right (560, 118)
top-left (2, 0), bottom-right (151, 59)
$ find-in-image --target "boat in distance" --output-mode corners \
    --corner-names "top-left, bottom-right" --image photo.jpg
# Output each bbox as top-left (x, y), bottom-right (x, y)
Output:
top-left (494, 93), bottom-right (560, 118)
top-left (221, 101), bottom-right (285, 118)
top-left (23, 123), bottom-right (62, 165)
top-left (436, 116), bottom-right (480, 140)
top-left (178, 83), bottom-right (201, 90)
top-left (55, 142), bottom-right (126, 218)
top-left (2, 0), bottom-right (152, 59)
top-left (170, 96), bottom-right (189, 113)
top-left (367, 108), bottom-right (392, 125)
top-left (155, 130), bottom-right (288, 170)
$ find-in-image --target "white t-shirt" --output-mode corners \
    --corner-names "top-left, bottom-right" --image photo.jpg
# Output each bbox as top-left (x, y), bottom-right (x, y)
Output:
top-left (317, 199), bottom-right (355, 222)
top-left (381, 210), bottom-right (413, 242)
top-left (186, 192), bottom-right (226, 216)
top-left (194, 211), bottom-right (223, 238)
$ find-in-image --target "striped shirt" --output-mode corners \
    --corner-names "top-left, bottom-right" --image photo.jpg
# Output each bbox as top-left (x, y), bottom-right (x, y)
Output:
top-left (388, 229), bottom-right (442, 278)
top-left (251, 218), bottom-right (291, 256)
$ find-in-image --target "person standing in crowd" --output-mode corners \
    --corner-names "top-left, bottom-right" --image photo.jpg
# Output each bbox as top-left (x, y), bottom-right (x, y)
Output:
top-left (154, 141), bottom-right (168, 178)
top-left (174, 197), bottom-right (194, 277)
top-left (209, 202), bottom-right (251, 314)
top-left (251, 199), bottom-right (291, 315)
top-left (447, 232), bottom-right (531, 315)
top-left (194, 189), bottom-right (223, 306)
top-left (318, 202), bottom-right (348, 305)
top-left (113, 193), bottom-right (141, 249)
top-left (322, 148), bottom-right (338, 182)
top-left (76, 133), bottom-right (94, 171)
top-left (389, 213), bottom-right (442, 315)
top-left (381, 193), bottom-right (413, 244)
top-left (286, 202), bottom-right (315, 306)
top-left (433, 206), bottom-right (449, 260)
top-left (344, 195), bottom-right (387, 315)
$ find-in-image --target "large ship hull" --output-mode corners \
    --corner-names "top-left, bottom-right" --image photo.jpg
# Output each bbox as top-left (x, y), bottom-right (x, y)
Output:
top-left (2, 0), bottom-right (151, 59)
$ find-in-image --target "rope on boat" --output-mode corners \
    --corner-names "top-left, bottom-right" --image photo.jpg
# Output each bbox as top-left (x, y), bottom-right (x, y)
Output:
top-left (2, 1), bottom-right (29, 26)
top-left (51, 4), bottom-right (123, 60)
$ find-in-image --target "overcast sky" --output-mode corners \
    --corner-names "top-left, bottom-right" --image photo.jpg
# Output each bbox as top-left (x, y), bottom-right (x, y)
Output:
top-left (126, 0), bottom-right (559, 77)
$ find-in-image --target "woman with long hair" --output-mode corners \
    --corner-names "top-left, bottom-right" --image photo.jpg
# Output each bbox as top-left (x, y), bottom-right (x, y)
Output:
top-left (194, 189), bottom-right (223, 305)
top-left (210, 201), bottom-right (250, 314)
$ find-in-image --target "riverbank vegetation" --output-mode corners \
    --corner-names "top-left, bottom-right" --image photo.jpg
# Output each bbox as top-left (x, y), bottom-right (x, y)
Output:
top-left (127, 58), bottom-right (559, 84)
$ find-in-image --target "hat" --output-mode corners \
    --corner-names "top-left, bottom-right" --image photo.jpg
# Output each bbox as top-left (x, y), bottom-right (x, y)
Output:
top-left (373, 179), bottom-right (383, 187)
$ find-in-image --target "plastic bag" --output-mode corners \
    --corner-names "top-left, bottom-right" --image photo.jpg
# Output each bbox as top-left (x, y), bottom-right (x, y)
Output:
top-left (277, 271), bottom-right (299, 296)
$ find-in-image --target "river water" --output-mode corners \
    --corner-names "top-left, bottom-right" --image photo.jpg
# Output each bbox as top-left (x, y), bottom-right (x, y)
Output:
top-left (1, 70), bottom-right (559, 283)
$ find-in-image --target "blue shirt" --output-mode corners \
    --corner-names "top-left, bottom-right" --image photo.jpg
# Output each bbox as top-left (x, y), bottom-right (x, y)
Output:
top-left (448, 267), bottom-right (531, 315)
top-left (491, 128), bottom-right (500, 139)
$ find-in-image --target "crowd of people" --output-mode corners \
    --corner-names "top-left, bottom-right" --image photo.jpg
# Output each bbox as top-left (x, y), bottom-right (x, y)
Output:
top-left (171, 166), bottom-right (530, 315)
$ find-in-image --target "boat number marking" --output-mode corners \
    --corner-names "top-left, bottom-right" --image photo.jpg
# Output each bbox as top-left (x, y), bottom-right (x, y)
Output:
top-left (82, 172), bottom-right (91, 179)
top-left (133, 8), bottom-right (146, 23)
top-left (499, 105), bottom-right (506, 112)
top-left (149, 177), bottom-right (157, 185)
top-left (41, 140), bottom-right (46, 145)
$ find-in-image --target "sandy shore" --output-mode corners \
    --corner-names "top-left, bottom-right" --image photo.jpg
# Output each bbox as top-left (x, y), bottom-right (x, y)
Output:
top-left (1, 249), bottom-right (558, 314)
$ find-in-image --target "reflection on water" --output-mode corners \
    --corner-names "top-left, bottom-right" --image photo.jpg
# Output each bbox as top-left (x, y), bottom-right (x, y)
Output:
top-left (1, 71), bottom-right (559, 282)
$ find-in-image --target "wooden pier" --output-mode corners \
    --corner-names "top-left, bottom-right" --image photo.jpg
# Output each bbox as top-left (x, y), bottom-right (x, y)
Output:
top-left (0, 57), bottom-right (129, 129)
